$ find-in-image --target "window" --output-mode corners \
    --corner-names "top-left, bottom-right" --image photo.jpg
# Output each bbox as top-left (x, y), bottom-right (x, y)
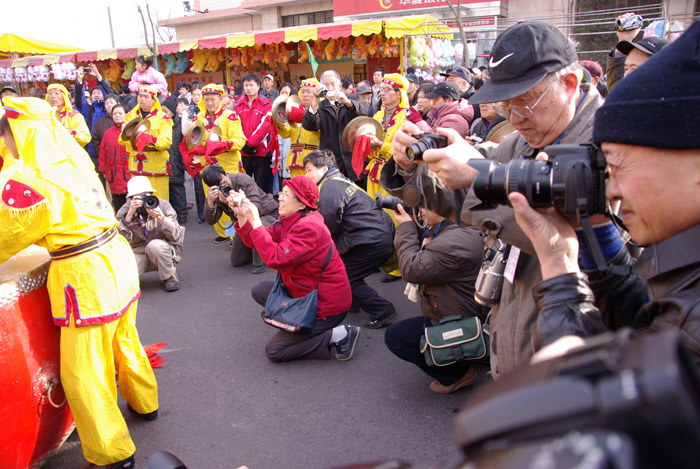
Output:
top-left (281, 10), bottom-right (333, 27)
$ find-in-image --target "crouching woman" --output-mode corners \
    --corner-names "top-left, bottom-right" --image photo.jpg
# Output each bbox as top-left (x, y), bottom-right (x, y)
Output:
top-left (233, 175), bottom-right (359, 362)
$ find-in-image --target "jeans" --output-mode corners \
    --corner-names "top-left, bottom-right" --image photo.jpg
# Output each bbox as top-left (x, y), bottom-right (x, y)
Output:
top-left (384, 316), bottom-right (471, 386)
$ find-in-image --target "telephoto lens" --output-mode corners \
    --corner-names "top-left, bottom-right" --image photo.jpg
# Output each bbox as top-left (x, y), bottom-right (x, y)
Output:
top-left (375, 194), bottom-right (409, 212)
top-left (406, 132), bottom-right (448, 161)
top-left (143, 195), bottom-right (160, 210)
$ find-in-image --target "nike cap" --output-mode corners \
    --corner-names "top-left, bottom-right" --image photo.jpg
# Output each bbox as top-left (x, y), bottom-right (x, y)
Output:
top-left (470, 21), bottom-right (578, 105)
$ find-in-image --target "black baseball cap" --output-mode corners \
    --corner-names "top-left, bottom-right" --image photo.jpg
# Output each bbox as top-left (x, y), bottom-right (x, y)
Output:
top-left (439, 66), bottom-right (472, 84)
top-left (425, 81), bottom-right (460, 100)
top-left (616, 36), bottom-right (671, 56)
top-left (355, 84), bottom-right (372, 95)
top-left (406, 73), bottom-right (420, 84)
top-left (470, 21), bottom-right (578, 105)
top-left (1, 85), bottom-right (18, 95)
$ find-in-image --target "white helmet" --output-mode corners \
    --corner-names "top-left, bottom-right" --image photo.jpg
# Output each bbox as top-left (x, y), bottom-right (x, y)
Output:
top-left (126, 176), bottom-right (156, 197)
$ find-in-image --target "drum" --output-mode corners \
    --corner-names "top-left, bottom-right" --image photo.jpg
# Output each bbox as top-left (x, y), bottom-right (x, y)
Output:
top-left (0, 246), bottom-right (74, 468)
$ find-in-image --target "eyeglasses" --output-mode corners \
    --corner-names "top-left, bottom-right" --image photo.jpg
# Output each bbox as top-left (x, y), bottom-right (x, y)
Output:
top-left (380, 86), bottom-right (397, 93)
top-left (493, 79), bottom-right (556, 120)
top-left (278, 190), bottom-right (297, 201)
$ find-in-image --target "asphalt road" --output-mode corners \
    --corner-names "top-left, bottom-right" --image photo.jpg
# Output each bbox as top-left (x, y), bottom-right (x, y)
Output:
top-left (45, 190), bottom-right (492, 469)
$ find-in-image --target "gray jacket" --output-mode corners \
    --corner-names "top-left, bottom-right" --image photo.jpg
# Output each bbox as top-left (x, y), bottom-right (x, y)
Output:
top-left (381, 83), bottom-right (604, 377)
top-left (116, 197), bottom-right (184, 262)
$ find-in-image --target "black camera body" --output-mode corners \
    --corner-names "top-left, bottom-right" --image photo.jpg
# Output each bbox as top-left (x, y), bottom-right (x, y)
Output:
top-left (469, 143), bottom-right (607, 216)
top-left (406, 132), bottom-right (448, 162)
top-left (217, 183), bottom-right (232, 197)
top-left (375, 195), bottom-right (409, 212)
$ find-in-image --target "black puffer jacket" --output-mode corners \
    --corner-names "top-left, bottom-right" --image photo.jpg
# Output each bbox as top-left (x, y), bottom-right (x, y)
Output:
top-left (168, 115), bottom-right (186, 184)
top-left (533, 223), bottom-right (700, 367)
top-left (316, 168), bottom-right (393, 255)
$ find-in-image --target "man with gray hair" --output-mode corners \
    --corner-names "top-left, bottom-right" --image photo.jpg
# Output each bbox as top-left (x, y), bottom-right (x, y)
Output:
top-left (383, 21), bottom-right (626, 377)
top-left (303, 70), bottom-right (369, 184)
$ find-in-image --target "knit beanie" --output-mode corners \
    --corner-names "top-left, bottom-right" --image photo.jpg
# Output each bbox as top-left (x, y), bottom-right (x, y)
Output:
top-left (161, 95), bottom-right (178, 116)
top-left (283, 175), bottom-right (318, 209)
top-left (593, 19), bottom-right (700, 149)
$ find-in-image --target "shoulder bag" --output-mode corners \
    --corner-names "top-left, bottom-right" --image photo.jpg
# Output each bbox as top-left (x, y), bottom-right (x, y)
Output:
top-left (261, 244), bottom-right (333, 333)
top-left (420, 314), bottom-right (490, 367)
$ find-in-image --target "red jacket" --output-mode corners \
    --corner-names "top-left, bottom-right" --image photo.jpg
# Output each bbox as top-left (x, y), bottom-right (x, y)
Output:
top-left (99, 125), bottom-right (131, 194)
top-left (236, 211), bottom-right (352, 319)
top-left (234, 94), bottom-right (272, 157)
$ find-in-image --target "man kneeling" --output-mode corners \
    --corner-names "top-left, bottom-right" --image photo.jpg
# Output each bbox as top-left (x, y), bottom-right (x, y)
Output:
top-left (117, 176), bottom-right (184, 291)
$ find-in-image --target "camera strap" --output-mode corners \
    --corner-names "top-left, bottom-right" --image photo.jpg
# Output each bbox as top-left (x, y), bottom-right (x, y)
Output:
top-left (572, 162), bottom-right (607, 271)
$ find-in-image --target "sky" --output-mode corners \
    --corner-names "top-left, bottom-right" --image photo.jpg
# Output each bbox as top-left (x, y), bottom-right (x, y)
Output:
top-left (1, 0), bottom-right (185, 51)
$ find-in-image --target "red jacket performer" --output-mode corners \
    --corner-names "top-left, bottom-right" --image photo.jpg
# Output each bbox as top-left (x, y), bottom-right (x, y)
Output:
top-left (234, 175), bottom-right (359, 363)
top-left (0, 97), bottom-right (158, 468)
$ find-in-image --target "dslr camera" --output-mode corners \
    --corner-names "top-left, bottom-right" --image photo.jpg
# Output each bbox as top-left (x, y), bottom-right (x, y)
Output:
top-left (406, 132), bottom-right (448, 162)
top-left (218, 184), bottom-right (246, 206)
top-left (137, 194), bottom-right (159, 217)
top-left (375, 194), bottom-right (409, 212)
top-left (469, 143), bottom-right (606, 216)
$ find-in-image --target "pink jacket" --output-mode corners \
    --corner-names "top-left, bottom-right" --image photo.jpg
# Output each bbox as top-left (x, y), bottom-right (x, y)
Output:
top-left (128, 67), bottom-right (169, 95)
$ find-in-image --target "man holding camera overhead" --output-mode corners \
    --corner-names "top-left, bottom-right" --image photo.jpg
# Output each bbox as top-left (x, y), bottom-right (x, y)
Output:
top-left (116, 176), bottom-right (184, 292)
top-left (384, 21), bottom-right (630, 377)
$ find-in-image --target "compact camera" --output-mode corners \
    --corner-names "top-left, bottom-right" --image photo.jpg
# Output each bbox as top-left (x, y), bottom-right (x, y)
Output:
top-left (81, 66), bottom-right (91, 74)
top-left (469, 144), bottom-right (607, 216)
top-left (406, 132), bottom-right (448, 162)
top-left (474, 240), bottom-right (510, 306)
top-left (616, 14), bottom-right (643, 31)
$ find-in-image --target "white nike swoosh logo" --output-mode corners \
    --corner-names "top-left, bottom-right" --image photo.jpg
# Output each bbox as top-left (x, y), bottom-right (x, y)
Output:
top-left (489, 52), bottom-right (514, 68)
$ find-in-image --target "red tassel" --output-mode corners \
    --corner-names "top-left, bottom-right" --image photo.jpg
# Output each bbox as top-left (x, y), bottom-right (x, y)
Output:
top-left (144, 342), bottom-right (167, 369)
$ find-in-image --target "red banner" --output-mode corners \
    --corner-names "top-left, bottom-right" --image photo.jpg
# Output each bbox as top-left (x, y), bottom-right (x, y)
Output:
top-left (334, 0), bottom-right (501, 16)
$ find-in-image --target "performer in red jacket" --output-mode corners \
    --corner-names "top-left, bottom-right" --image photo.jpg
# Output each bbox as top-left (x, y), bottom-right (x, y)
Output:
top-left (98, 103), bottom-right (131, 211)
top-left (234, 175), bottom-right (359, 362)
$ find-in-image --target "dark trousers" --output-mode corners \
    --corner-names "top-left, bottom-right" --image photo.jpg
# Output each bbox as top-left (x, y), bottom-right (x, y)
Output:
top-left (230, 214), bottom-right (275, 268)
top-left (384, 316), bottom-right (470, 386)
top-left (169, 181), bottom-right (188, 221)
top-left (252, 280), bottom-right (347, 362)
top-left (193, 173), bottom-right (206, 222)
top-left (342, 242), bottom-right (396, 321)
top-left (242, 154), bottom-right (273, 194)
top-left (111, 193), bottom-right (127, 213)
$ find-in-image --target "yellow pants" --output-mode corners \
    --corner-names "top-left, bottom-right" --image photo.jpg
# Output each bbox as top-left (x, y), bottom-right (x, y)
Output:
top-left (60, 301), bottom-right (158, 465)
top-left (146, 175), bottom-right (169, 202)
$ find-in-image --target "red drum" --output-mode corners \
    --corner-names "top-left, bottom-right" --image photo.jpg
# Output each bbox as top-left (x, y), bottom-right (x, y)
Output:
top-left (0, 247), bottom-right (74, 469)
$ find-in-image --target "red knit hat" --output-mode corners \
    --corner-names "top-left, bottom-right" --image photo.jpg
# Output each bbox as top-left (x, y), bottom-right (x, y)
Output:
top-left (283, 175), bottom-right (318, 209)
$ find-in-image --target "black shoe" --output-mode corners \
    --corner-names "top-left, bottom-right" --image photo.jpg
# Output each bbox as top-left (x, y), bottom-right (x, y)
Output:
top-left (127, 403), bottom-right (158, 421)
top-left (251, 264), bottom-right (268, 274)
top-left (362, 312), bottom-right (398, 329)
top-left (164, 271), bottom-right (180, 292)
top-left (177, 217), bottom-right (188, 224)
top-left (214, 236), bottom-right (229, 244)
top-left (84, 454), bottom-right (135, 468)
top-left (380, 273), bottom-right (402, 283)
top-left (336, 325), bottom-right (361, 361)
top-left (198, 218), bottom-right (206, 224)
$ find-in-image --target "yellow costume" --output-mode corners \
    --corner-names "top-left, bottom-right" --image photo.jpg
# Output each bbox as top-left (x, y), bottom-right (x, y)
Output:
top-left (196, 84), bottom-right (247, 238)
top-left (45, 84), bottom-right (91, 147)
top-left (121, 85), bottom-right (173, 200)
top-left (0, 97), bottom-right (158, 466)
top-left (276, 78), bottom-right (320, 178)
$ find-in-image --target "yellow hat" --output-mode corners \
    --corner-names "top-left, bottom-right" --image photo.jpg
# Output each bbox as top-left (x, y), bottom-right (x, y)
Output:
top-left (382, 73), bottom-right (409, 109)
top-left (45, 84), bottom-right (73, 112)
top-left (136, 85), bottom-right (162, 112)
top-left (199, 83), bottom-right (224, 114)
top-left (299, 78), bottom-right (319, 99)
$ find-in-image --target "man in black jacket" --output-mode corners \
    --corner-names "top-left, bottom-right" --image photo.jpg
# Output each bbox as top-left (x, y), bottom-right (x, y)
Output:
top-left (302, 70), bottom-right (369, 185)
top-left (75, 64), bottom-right (117, 168)
top-left (304, 150), bottom-right (397, 328)
top-left (162, 96), bottom-right (188, 224)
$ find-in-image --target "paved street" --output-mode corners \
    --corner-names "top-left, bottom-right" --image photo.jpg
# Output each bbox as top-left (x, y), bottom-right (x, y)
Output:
top-left (45, 190), bottom-right (491, 468)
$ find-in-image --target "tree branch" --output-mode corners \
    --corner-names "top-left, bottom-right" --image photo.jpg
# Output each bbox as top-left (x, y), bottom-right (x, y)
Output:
top-left (445, 0), bottom-right (469, 67)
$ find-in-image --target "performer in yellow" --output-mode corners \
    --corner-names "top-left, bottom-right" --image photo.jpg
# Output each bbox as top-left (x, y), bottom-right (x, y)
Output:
top-left (0, 97), bottom-right (158, 468)
top-left (121, 85), bottom-right (173, 200)
top-left (192, 83), bottom-right (246, 239)
top-left (276, 78), bottom-right (321, 178)
top-left (46, 83), bottom-right (91, 148)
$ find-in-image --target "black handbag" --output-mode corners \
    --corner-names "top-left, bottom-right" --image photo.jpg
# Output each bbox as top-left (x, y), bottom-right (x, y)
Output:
top-left (261, 245), bottom-right (333, 332)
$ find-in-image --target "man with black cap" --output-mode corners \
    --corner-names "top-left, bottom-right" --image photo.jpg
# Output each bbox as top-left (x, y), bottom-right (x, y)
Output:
top-left (440, 66), bottom-right (474, 99)
top-left (605, 13), bottom-right (670, 91)
top-left (406, 73), bottom-right (420, 107)
top-left (383, 20), bottom-right (616, 377)
top-left (424, 81), bottom-right (474, 138)
top-left (510, 18), bottom-right (700, 366)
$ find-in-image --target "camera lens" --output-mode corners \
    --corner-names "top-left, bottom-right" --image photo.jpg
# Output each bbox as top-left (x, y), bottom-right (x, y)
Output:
top-left (218, 184), bottom-right (232, 197)
top-left (406, 133), bottom-right (447, 161)
top-left (143, 195), bottom-right (159, 210)
top-left (375, 195), bottom-right (407, 212)
top-left (471, 159), bottom-right (552, 209)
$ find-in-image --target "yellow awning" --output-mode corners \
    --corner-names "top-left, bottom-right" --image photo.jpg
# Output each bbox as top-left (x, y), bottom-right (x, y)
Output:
top-left (0, 33), bottom-right (82, 54)
top-left (384, 14), bottom-right (452, 39)
top-left (226, 34), bottom-right (255, 49)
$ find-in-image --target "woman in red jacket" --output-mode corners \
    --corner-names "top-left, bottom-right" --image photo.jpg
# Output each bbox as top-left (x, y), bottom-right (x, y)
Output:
top-left (98, 103), bottom-right (131, 211)
top-left (234, 175), bottom-right (358, 362)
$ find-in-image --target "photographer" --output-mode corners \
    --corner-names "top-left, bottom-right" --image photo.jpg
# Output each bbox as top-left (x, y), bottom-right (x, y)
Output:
top-left (509, 20), bottom-right (700, 364)
top-left (116, 176), bottom-right (184, 292)
top-left (384, 204), bottom-right (484, 393)
top-left (303, 150), bottom-right (398, 328)
top-left (383, 21), bottom-right (619, 377)
top-left (202, 164), bottom-right (278, 274)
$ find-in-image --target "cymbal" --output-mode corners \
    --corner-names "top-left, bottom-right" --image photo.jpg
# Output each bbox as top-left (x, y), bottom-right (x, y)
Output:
top-left (285, 95), bottom-right (303, 128)
top-left (207, 125), bottom-right (222, 142)
top-left (130, 119), bottom-right (152, 148)
top-left (185, 120), bottom-right (207, 150)
top-left (120, 116), bottom-right (142, 142)
top-left (485, 121), bottom-right (516, 144)
top-left (271, 95), bottom-right (289, 128)
top-left (342, 116), bottom-right (383, 152)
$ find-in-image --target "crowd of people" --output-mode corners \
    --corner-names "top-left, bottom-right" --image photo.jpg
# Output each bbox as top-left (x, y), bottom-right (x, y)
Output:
top-left (1, 12), bottom-right (698, 468)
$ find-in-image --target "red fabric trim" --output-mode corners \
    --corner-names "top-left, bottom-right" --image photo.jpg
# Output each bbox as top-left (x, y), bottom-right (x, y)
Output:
top-left (128, 169), bottom-right (170, 177)
top-left (76, 52), bottom-right (98, 62)
top-left (255, 31), bottom-right (285, 45)
top-left (1, 179), bottom-right (46, 208)
top-left (352, 134), bottom-right (373, 179)
top-left (198, 38), bottom-right (226, 49)
top-left (318, 24), bottom-right (352, 40)
top-left (55, 289), bottom-right (142, 327)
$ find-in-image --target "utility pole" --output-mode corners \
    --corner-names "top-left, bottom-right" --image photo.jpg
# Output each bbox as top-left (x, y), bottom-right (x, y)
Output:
top-left (107, 6), bottom-right (116, 48)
